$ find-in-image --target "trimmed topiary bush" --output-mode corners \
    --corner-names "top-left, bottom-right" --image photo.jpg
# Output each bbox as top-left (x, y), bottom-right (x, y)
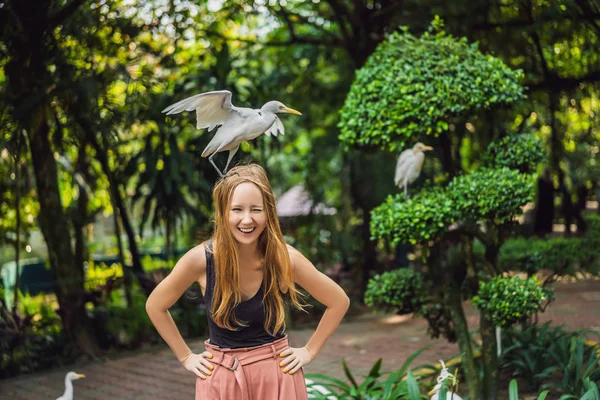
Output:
top-left (485, 134), bottom-right (547, 174)
top-left (370, 189), bottom-right (456, 245)
top-left (364, 268), bottom-right (426, 314)
top-left (472, 276), bottom-right (548, 327)
top-left (338, 18), bottom-right (525, 151)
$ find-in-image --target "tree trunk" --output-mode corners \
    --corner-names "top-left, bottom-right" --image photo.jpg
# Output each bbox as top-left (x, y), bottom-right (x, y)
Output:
top-left (28, 119), bottom-right (101, 357)
top-left (13, 151), bottom-right (21, 310)
top-left (3, 0), bottom-right (101, 355)
top-left (480, 312), bottom-right (499, 400)
top-left (165, 217), bottom-right (172, 261)
top-left (73, 145), bottom-right (89, 279)
top-left (439, 133), bottom-right (457, 179)
top-left (447, 288), bottom-right (480, 400)
top-left (88, 133), bottom-right (154, 296)
top-left (348, 151), bottom-right (378, 294)
top-left (112, 198), bottom-right (132, 307)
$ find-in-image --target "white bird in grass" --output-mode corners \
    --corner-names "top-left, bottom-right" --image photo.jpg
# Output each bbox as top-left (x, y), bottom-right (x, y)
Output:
top-left (428, 360), bottom-right (463, 400)
top-left (56, 371), bottom-right (85, 400)
top-left (162, 90), bottom-right (302, 177)
top-left (394, 142), bottom-right (434, 198)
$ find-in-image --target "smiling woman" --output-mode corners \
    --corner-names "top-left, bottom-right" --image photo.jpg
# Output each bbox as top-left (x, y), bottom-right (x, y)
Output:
top-left (145, 163), bottom-right (350, 400)
top-left (228, 182), bottom-right (267, 244)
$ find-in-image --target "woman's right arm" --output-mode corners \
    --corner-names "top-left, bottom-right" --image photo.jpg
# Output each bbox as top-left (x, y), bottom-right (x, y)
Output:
top-left (145, 244), bottom-right (214, 378)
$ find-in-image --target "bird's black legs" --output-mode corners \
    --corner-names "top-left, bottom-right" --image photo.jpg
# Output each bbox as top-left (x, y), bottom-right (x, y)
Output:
top-left (208, 155), bottom-right (225, 178)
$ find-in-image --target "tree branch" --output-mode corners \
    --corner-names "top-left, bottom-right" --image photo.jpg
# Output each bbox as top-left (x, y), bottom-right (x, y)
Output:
top-left (574, 0), bottom-right (600, 35)
top-left (274, 7), bottom-right (334, 35)
top-left (203, 29), bottom-right (343, 48)
top-left (527, 70), bottom-right (600, 91)
top-left (526, 0), bottom-right (551, 79)
top-left (470, 12), bottom-right (600, 30)
top-left (324, 0), bottom-right (353, 47)
top-left (274, 6), bottom-right (297, 41)
top-left (49, 0), bottom-right (87, 29)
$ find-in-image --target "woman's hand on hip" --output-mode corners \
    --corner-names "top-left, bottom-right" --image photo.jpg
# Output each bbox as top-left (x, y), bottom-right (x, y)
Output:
top-left (180, 351), bottom-right (214, 379)
top-left (279, 346), bottom-right (315, 375)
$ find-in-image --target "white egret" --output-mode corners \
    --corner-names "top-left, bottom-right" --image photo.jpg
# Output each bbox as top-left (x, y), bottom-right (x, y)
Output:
top-left (428, 360), bottom-right (463, 400)
top-left (394, 142), bottom-right (433, 198)
top-left (162, 90), bottom-right (302, 177)
top-left (56, 371), bottom-right (85, 400)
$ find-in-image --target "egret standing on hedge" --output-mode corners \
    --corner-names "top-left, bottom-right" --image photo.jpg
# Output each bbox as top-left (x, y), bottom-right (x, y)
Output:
top-left (394, 142), bottom-right (434, 198)
top-left (162, 90), bottom-right (302, 177)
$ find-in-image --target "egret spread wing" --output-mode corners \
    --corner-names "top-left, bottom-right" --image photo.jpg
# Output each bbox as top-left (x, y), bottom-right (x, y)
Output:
top-left (264, 116), bottom-right (285, 137)
top-left (394, 149), bottom-right (415, 187)
top-left (162, 90), bottom-right (235, 130)
top-left (201, 111), bottom-right (247, 157)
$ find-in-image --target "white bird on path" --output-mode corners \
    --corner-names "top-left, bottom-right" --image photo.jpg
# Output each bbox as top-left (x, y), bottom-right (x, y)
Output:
top-left (56, 371), bottom-right (85, 400)
top-left (162, 90), bottom-right (302, 177)
top-left (394, 142), bottom-right (434, 198)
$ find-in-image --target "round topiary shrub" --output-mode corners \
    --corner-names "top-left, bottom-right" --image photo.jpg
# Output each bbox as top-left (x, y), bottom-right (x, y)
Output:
top-left (338, 19), bottom-right (525, 151)
top-left (364, 268), bottom-right (426, 314)
top-left (472, 276), bottom-right (548, 327)
top-left (485, 134), bottom-right (547, 174)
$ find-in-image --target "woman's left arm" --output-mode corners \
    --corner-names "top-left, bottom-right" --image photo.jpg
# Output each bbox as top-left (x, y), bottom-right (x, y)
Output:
top-left (279, 246), bottom-right (350, 375)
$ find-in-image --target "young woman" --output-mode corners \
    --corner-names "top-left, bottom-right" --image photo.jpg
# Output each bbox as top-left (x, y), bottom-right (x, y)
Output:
top-left (146, 164), bottom-right (350, 400)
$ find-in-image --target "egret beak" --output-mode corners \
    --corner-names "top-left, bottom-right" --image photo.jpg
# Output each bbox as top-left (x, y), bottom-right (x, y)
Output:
top-left (281, 107), bottom-right (302, 116)
top-left (423, 145), bottom-right (433, 151)
top-left (77, 374), bottom-right (86, 379)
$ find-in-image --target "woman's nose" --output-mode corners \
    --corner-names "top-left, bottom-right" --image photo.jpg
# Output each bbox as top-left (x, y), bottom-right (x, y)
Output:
top-left (242, 213), bottom-right (253, 223)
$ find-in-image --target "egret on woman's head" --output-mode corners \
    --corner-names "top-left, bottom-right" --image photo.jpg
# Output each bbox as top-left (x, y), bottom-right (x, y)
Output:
top-left (394, 142), bottom-right (434, 198)
top-left (56, 371), bottom-right (85, 400)
top-left (162, 90), bottom-right (302, 177)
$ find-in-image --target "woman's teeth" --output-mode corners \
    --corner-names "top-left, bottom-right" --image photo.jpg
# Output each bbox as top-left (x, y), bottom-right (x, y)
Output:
top-left (238, 227), bottom-right (256, 234)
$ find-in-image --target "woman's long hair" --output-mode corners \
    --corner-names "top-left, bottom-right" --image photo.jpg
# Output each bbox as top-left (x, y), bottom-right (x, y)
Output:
top-left (210, 164), bottom-right (304, 335)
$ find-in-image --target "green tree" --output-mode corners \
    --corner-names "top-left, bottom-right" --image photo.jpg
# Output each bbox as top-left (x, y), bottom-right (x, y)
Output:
top-left (341, 22), bottom-right (544, 399)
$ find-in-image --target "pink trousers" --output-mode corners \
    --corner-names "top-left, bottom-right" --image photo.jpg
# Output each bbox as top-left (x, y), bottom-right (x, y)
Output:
top-left (195, 336), bottom-right (308, 400)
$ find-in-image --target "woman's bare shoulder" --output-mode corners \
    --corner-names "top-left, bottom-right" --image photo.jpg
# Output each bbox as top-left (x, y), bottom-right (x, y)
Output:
top-left (177, 242), bottom-right (209, 274)
top-left (285, 243), bottom-right (307, 270)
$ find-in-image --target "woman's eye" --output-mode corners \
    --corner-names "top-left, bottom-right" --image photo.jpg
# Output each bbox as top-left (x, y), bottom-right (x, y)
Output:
top-left (232, 208), bottom-right (241, 211)
top-left (252, 209), bottom-right (263, 212)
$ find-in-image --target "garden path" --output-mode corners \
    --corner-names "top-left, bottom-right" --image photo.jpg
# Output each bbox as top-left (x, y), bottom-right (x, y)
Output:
top-left (1, 279), bottom-right (598, 400)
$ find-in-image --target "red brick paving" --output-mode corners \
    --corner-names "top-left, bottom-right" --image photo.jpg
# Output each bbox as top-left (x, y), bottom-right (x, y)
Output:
top-left (1, 279), bottom-right (598, 399)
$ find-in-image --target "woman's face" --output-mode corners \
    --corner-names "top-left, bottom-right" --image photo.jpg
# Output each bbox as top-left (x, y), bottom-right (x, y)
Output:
top-left (228, 182), bottom-right (267, 245)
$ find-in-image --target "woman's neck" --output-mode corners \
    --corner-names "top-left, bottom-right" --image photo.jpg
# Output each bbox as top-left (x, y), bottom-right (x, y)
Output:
top-left (236, 241), bottom-right (261, 264)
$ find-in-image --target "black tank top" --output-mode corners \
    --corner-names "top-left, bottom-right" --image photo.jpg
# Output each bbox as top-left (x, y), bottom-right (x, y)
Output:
top-left (203, 243), bottom-right (285, 349)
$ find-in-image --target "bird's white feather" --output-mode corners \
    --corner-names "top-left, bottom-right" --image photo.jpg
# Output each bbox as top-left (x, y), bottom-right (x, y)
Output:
top-left (264, 116), bottom-right (285, 137)
top-left (162, 90), bottom-right (234, 130)
top-left (394, 149), bottom-right (415, 186)
top-left (201, 111), bottom-right (248, 157)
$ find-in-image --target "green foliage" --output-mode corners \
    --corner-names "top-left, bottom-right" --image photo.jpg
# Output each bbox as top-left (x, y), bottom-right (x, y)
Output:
top-left (543, 335), bottom-right (600, 397)
top-left (364, 268), bottom-right (426, 314)
top-left (370, 168), bottom-right (535, 245)
top-left (1, 290), bottom-right (75, 378)
top-left (502, 322), bottom-right (572, 391)
top-left (338, 20), bottom-right (525, 151)
top-left (500, 215), bottom-right (600, 276)
top-left (371, 190), bottom-right (457, 245)
top-left (447, 168), bottom-right (535, 224)
top-left (472, 276), bottom-right (547, 327)
top-left (485, 134), bottom-right (547, 174)
top-left (305, 344), bottom-right (432, 400)
top-left (102, 285), bottom-right (154, 348)
top-left (508, 379), bottom-right (550, 400)
top-left (503, 323), bottom-right (600, 398)
top-left (85, 261), bottom-right (124, 291)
